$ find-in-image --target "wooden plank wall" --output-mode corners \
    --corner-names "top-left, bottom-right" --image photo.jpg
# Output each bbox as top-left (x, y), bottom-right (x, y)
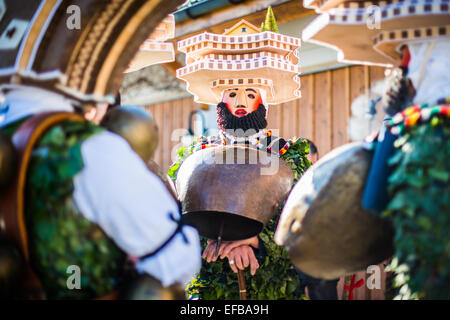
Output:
top-left (266, 65), bottom-right (386, 159)
top-left (144, 97), bottom-right (205, 173)
top-left (145, 65), bottom-right (386, 173)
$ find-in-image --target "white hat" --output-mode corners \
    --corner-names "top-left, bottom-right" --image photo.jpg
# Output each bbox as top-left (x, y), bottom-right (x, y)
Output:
top-left (176, 19), bottom-right (302, 105)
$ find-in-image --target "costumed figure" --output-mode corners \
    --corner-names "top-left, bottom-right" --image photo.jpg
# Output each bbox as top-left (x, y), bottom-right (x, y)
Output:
top-left (171, 9), bottom-right (312, 300)
top-left (0, 0), bottom-right (201, 300)
top-left (275, 0), bottom-right (450, 300)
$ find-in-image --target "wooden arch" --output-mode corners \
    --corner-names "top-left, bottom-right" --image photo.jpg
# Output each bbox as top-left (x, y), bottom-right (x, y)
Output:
top-left (0, 0), bottom-right (184, 102)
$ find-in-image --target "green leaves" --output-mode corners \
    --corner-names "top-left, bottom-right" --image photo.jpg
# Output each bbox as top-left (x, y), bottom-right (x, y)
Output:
top-left (168, 144), bottom-right (194, 182)
top-left (281, 138), bottom-right (312, 184)
top-left (26, 120), bottom-right (126, 299)
top-left (384, 119), bottom-right (450, 299)
top-left (186, 193), bottom-right (308, 300)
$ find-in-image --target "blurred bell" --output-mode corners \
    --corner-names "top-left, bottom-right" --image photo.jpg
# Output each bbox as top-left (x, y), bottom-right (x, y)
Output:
top-left (0, 235), bottom-right (25, 299)
top-left (177, 145), bottom-right (294, 241)
top-left (0, 130), bottom-right (16, 189)
top-left (101, 106), bottom-right (159, 163)
top-left (275, 142), bottom-right (394, 280)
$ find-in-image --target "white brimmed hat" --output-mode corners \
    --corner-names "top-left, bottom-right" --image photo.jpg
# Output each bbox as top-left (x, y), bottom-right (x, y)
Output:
top-left (302, 0), bottom-right (450, 66)
top-left (176, 19), bottom-right (301, 105)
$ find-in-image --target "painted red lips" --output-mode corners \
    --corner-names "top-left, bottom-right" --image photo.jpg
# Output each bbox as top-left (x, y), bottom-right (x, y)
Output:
top-left (235, 109), bottom-right (247, 116)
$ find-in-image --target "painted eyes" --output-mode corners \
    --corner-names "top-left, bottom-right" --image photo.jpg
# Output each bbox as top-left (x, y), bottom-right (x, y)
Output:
top-left (227, 92), bottom-right (255, 99)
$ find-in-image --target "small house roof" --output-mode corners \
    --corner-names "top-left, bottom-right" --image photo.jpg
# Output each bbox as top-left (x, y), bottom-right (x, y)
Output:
top-left (223, 19), bottom-right (261, 35)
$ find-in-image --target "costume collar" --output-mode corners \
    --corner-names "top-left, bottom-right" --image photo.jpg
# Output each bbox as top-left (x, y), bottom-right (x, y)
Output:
top-left (220, 129), bottom-right (269, 147)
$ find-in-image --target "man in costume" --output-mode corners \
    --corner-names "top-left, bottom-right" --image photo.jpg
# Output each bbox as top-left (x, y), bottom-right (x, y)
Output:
top-left (291, 0), bottom-right (450, 299)
top-left (171, 10), bottom-right (312, 300)
top-left (0, 86), bottom-right (201, 302)
top-left (0, 2), bottom-right (200, 299)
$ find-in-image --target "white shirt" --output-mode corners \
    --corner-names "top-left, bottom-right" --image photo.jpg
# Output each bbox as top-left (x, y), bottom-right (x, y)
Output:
top-left (73, 131), bottom-right (201, 287)
top-left (0, 86), bottom-right (201, 287)
top-left (408, 39), bottom-right (450, 105)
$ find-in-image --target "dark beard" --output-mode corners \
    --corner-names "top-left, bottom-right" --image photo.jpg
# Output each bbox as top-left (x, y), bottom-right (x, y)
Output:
top-left (382, 66), bottom-right (416, 116)
top-left (216, 102), bottom-right (267, 137)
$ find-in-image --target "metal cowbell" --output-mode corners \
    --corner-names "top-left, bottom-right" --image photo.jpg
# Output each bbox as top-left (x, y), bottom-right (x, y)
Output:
top-left (177, 145), bottom-right (294, 241)
top-left (275, 142), bottom-right (394, 280)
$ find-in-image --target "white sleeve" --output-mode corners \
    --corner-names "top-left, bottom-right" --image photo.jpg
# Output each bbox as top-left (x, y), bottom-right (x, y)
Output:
top-left (73, 131), bottom-right (201, 285)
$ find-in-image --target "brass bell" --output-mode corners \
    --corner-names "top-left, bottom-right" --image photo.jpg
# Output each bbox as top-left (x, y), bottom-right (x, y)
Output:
top-left (176, 145), bottom-right (294, 241)
top-left (101, 106), bottom-right (159, 163)
top-left (275, 142), bottom-right (394, 280)
top-left (0, 130), bottom-right (16, 189)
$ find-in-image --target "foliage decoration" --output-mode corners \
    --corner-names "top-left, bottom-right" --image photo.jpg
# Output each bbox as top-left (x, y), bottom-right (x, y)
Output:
top-left (280, 137), bottom-right (311, 183)
top-left (24, 120), bottom-right (126, 299)
top-left (383, 116), bottom-right (450, 299)
top-left (168, 144), bottom-right (194, 183)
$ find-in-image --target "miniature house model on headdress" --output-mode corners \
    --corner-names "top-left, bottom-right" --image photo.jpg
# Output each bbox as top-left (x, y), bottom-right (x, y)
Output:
top-left (125, 14), bottom-right (176, 73)
top-left (176, 15), bottom-right (302, 105)
top-left (302, 0), bottom-right (450, 67)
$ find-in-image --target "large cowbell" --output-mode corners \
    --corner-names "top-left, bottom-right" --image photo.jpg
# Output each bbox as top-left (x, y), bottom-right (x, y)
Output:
top-left (176, 145), bottom-right (294, 241)
top-left (274, 143), bottom-right (394, 280)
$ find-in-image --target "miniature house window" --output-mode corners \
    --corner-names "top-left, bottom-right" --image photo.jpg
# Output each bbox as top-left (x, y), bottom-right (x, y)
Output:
top-left (242, 27), bottom-right (246, 32)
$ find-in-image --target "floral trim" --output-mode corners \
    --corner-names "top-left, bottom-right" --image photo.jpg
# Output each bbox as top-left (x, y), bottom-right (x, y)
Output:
top-left (279, 139), bottom-right (293, 156)
top-left (388, 104), bottom-right (450, 135)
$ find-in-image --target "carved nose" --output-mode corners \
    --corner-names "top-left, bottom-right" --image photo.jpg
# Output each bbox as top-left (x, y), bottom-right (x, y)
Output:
top-left (236, 105), bottom-right (247, 109)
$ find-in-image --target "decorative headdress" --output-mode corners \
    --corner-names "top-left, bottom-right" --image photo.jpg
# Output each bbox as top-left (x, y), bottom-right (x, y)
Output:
top-left (125, 14), bottom-right (176, 73)
top-left (302, 0), bottom-right (450, 66)
top-left (176, 10), bottom-right (302, 105)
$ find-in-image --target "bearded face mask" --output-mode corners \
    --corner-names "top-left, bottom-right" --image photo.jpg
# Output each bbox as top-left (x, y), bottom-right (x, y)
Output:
top-left (221, 88), bottom-right (263, 117)
top-left (216, 87), bottom-right (267, 136)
